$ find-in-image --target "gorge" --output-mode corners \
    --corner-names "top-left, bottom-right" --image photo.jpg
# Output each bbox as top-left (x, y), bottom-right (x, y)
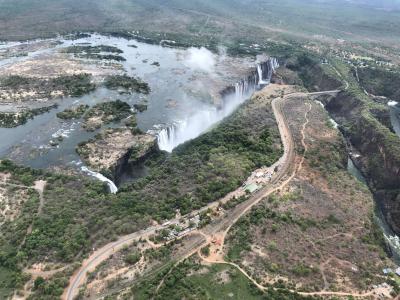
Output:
top-left (156, 58), bottom-right (279, 152)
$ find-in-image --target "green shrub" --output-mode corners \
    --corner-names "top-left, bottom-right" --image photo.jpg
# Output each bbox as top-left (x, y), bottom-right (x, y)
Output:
top-left (125, 252), bottom-right (141, 265)
top-left (104, 75), bottom-right (150, 94)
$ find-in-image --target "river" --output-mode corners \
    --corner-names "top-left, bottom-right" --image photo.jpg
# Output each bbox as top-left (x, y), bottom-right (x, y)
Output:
top-left (316, 96), bottom-right (400, 263)
top-left (0, 34), bottom-right (276, 189)
top-left (348, 158), bottom-right (400, 263)
top-left (0, 35), bottom-right (251, 166)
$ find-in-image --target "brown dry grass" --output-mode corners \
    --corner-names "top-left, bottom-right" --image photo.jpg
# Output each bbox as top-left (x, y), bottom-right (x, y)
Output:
top-left (225, 96), bottom-right (393, 294)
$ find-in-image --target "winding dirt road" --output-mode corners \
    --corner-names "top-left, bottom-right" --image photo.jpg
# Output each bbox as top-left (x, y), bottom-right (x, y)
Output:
top-left (197, 97), bottom-right (381, 298)
top-left (63, 87), bottom-right (340, 300)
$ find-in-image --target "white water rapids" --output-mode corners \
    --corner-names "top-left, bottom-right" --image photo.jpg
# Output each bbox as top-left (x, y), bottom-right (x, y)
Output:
top-left (157, 58), bottom-right (279, 152)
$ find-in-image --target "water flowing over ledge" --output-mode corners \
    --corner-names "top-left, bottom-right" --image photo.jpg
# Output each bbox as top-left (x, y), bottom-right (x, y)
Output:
top-left (81, 166), bottom-right (118, 194)
top-left (156, 58), bottom-right (279, 152)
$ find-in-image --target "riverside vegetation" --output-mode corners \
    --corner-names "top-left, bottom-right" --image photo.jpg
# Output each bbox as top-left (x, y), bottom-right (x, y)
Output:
top-left (104, 75), bottom-right (151, 94)
top-left (81, 100), bottom-right (132, 131)
top-left (0, 90), bottom-right (282, 298)
top-left (56, 104), bottom-right (89, 120)
top-left (62, 45), bottom-right (126, 61)
top-left (0, 74), bottom-right (96, 100)
top-left (0, 105), bottom-right (57, 127)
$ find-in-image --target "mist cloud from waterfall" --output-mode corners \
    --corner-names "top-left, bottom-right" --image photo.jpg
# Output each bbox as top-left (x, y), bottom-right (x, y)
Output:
top-left (157, 58), bottom-right (279, 152)
top-left (185, 47), bottom-right (216, 73)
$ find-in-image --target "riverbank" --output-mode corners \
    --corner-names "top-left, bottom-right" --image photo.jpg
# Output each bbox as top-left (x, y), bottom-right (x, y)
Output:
top-left (0, 33), bottom-right (259, 176)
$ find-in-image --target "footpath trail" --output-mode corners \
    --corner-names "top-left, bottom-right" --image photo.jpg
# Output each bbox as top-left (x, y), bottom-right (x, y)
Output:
top-left (196, 93), bottom-right (312, 264)
top-left (197, 96), bottom-right (380, 298)
top-left (197, 91), bottom-right (380, 298)
top-left (25, 180), bottom-right (47, 236)
top-left (63, 87), bottom-right (341, 300)
top-left (34, 180), bottom-right (46, 215)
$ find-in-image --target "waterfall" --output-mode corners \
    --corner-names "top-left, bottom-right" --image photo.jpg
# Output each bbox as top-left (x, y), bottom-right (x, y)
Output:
top-left (156, 57), bottom-right (279, 152)
top-left (256, 58), bottom-right (279, 85)
top-left (257, 64), bottom-right (268, 85)
top-left (81, 166), bottom-right (118, 194)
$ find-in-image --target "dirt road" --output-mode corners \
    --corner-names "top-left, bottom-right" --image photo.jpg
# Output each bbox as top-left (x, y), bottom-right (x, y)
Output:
top-left (63, 87), bottom-right (339, 300)
top-left (63, 226), bottom-right (159, 300)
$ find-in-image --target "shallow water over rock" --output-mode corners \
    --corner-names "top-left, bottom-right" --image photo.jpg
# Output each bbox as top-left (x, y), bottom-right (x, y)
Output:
top-left (0, 34), bottom-right (259, 174)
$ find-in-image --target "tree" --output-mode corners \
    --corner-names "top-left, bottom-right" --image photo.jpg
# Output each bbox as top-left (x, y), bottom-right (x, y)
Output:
top-left (33, 276), bottom-right (45, 290)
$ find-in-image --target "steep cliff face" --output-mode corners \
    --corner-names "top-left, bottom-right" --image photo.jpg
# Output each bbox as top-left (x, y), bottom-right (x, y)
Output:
top-left (349, 111), bottom-right (400, 232)
top-left (325, 92), bottom-right (400, 189)
top-left (285, 55), bottom-right (342, 92)
top-left (301, 64), bottom-right (343, 91)
top-left (350, 114), bottom-right (400, 189)
top-left (357, 67), bottom-right (400, 102)
top-left (282, 54), bottom-right (400, 235)
top-left (370, 107), bottom-right (394, 132)
top-left (325, 91), bottom-right (400, 235)
top-left (325, 91), bottom-right (364, 121)
top-left (77, 128), bottom-right (158, 180)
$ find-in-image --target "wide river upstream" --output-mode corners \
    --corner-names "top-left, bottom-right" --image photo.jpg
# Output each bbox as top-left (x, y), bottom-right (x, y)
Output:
top-left (0, 34), bottom-right (263, 174)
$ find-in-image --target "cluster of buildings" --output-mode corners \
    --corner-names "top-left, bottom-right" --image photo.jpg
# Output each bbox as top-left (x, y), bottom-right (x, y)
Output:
top-left (161, 214), bottom-right (200, 241)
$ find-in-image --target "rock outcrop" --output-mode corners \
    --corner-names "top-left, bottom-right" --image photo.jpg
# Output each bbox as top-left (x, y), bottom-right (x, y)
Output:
top-left (326, 91), bottom-right (400, 234)
top-left (77, 128), bottom-right (157, 179)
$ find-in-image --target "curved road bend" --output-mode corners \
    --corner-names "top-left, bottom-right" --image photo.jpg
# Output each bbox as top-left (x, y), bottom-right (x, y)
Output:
top-left (64, 89), bottom-right (337, 300)
top-left (200, 93), bottom-right (313, 252)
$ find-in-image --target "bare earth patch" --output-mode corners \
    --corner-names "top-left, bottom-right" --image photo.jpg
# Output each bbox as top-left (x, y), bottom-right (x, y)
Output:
top-left (225, 92), bottom-right (395, 297)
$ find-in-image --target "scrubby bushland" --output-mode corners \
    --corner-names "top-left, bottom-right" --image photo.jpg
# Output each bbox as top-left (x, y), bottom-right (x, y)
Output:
top-left (357, 67), bottom-right (400, 101)
top-left (56, 104), bottom-right (89, 120)
top-left (131, 257), bottom-right (316, 300)
top-left (0, 74), bottom-right (96, 98)
top-left (0, 104), bottom-right (57, 128)
top-left (104, 75), bottom-right (150, 94)
top-left (0, 91), bottom-right (281, 297)
top-left (224, 95), bottom-right (394, 294)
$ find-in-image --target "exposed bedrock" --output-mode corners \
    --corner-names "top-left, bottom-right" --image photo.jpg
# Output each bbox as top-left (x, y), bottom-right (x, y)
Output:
top-left (77, 128), bottom-right (158, 182)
